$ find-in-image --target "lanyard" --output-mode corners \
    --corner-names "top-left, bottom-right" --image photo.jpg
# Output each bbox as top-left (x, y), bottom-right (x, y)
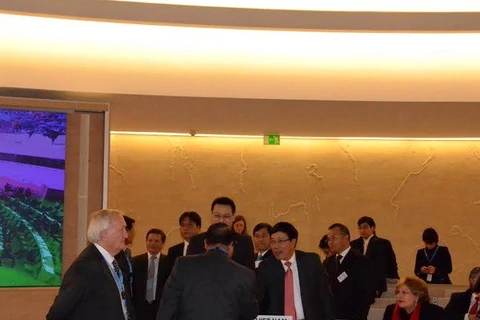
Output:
top-left (108, 261), bottom-right (129, 320)
top-left (423, 246), bottom-right (439, 264)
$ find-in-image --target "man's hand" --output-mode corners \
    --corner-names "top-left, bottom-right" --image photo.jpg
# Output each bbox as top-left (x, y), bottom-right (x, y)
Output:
top-left (427, 266), bottom-right (436, 274)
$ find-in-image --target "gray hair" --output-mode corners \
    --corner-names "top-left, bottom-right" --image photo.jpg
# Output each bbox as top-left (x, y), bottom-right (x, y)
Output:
top-left (87, 209), bottom-right (124, 243)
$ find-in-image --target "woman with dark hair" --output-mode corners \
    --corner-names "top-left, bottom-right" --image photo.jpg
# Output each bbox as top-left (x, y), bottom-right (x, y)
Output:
top-left (232, 215), bottom-right (248, 235)
top-left (383, 276), bottom-right (445, 320)
top-left (414, 227), bottom-right (452, 284)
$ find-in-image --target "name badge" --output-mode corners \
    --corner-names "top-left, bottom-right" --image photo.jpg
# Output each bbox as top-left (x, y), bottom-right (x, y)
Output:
top-left (256, 316), bottom-right (293, 320)
top-left (426, 273), bottom-right (433, 282)
top-left (337, 271), bottom-right (348, 283)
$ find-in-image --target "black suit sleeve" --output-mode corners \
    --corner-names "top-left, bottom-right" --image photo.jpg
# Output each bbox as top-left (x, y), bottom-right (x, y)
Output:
top-left (46, 263), bottom-right (86, 320)
top-left (234, 235), bottom-right (255, 270)
top-left (313, 254), bottom-right (335, 320)
top-left (384, 240), bottom-right (399, 279)
top-left (382, 304), bottom-right (394, 320)
top-left (414, 249), bottom-right (424, 277)
top-left (435, 247), bottom-right (452, 278)
top-left (444, 292), bottom-right (469, 320)
top-left (255, 262), bottom-right (270, 315)
top-left (156, 259), bottom-right (182, 320)
top-left (186, 234), bottom-right (205, 255)
top-left (240, 270), bottom-right (259, 320)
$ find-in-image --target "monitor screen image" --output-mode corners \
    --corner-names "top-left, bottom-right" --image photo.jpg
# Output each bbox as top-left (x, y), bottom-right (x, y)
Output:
top-left (0, 108), bottom-right (66, 287)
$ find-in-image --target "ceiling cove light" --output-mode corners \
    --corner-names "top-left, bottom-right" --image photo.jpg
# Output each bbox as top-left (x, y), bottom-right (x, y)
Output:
top-left (107, 0), bottom-right (480, 12)
top-left (109, 131), bottom-right (480, 141)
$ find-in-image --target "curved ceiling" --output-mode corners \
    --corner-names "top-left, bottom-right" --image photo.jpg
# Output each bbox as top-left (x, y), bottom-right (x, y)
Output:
top-left (1, 1), bottom-right (480, 102)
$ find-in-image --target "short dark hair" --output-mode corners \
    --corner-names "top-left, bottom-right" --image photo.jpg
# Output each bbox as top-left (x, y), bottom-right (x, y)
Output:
top-left (328, 223), bottom-right (350, 239)
top-left (179, 211), bottom-right (202, 228)
top-left (253, 223), bottom-right (273, 235)
top-left (210, 196), bottom-right (236, 214)
top-left (357, 216), bottom-right (375, 228)
top-left (422, 227), bottom-right (439, 244)
top-left (205, 223), bottom-right (234, 246)
top-left (146, 228), bottom-right (166, 243)
top-left (123, 215), bottom-right (136, 231)
top-left (319, 234), bottom-right (329, 250)
top-left (271, 222), bottom-right (298, 242)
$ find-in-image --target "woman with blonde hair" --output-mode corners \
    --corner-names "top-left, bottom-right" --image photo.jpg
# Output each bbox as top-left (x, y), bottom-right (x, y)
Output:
top-left (383, 276), bottom-right (445, 320)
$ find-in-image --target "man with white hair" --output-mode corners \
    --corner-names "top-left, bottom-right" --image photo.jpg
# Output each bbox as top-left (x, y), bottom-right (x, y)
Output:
top-left (47, 209), bottom-right (136, 320)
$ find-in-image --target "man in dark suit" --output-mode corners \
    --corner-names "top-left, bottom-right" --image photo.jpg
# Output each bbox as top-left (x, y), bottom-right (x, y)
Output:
top-left (252, 223), bottom-right (273, 269)
top-left (157, 223), bottom-right (258, 320)
top-left (187, 196), bottom-right (255, 270)
top-left (47, 209), bottom-right (136, 320)
top-left (445, 266), bottom-right (480, 320)
top-left (350, 216), bottom-right (399, 298)
top-left (132, 228), bottom-right (172, 320)
top-left (324, 223), bottom-right (374, 320)
top-left (256, 222), bottom-right (334, 320)
top-left (167, 211), bottom-right (201, 263)
top-left (116, 215), bottom-right (136, 297)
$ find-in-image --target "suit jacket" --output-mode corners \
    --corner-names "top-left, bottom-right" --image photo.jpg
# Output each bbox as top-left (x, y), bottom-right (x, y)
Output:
top-left (324, 247), bottom-right (374, 320)
top-left (131, 253), bottom-right (171, 320)
top-left (256, 250), bottom-right (335, 320)
top-left (187, 231), bottom-right (255, 270)
top-left (351, 235), bottom-right (399, 295)
top-left (156, 249), bottom-right (258, 320)
top-left (414, 245), bottom-right (452, 284)
top-left (167, 242), bottom-right (185, 261)
top-left (444, 289), bottom-right (473, 320)
top-left (256, 249), bottom-right (273, 261)
top-left (47, 244), bottom-right (136, 320)
top-left (383, 302), bottom-right (445, 320)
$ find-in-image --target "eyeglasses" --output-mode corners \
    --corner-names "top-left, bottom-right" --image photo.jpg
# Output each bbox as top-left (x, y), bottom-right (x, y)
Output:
top-left (270, 238), bottom-right (291, 246)
top-left (180, 222), bottom-right (197, 228)
top-left (212, 214), bottom-right (233, 221)
top-left (357, 226), bottom-right (371, 230)
top-left (254, 234), bottom-right (269, 239)
top-left (327, 235), bottom-right (344, 242)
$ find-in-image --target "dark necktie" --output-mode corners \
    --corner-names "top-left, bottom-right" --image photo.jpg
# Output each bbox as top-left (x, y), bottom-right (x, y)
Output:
top-left (112, 259), bottom-right (129, 319)
top-left (335, 254), bottom-right (343, 276)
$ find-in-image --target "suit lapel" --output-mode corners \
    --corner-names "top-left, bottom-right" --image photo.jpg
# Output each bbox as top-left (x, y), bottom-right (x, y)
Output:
top-left (296, 251), bottom-right (310, 313)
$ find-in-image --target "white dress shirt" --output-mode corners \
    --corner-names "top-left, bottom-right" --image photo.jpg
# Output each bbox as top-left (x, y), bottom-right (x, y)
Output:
top-left (363, 234), bottom-right (374, 255)
top-left (338, 246), bottom-right (351, 264)
top-left (182, 240), bottom-right (189, 256)
top-left (147, 252), bottom-right (160, 299)
top-left (464, 293), bottom-right (479, 320)
top-left (281, 252), bottom-right (305, 320)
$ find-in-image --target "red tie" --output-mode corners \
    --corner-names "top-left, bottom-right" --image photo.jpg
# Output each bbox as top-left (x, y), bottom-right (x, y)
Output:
top-left (469, 296), bottom-right (479, 315)
top-left (284, 261), bottom-right (296, 320)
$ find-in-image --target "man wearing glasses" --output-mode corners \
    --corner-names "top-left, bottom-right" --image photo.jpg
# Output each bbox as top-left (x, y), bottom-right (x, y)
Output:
top-left (167, 211), bottom-right (202, 263)
top-left (256, 222), bottom-right (334, 320)
top-left (323, 223), bottom-right (373, 320)
top-left (350, 216), bottom-right (399, 298)
top-left (186, 196), bottom-right (255, 270)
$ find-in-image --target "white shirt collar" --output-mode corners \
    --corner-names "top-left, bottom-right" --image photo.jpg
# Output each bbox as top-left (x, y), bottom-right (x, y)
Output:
top-left (281, 251), bottom-right (297, 267)
top-left (338, 246), bottom-right (351, 261)
top-left (363, 234), bottom-right (374, 242)
top-left (147, 251), bottom-right (160, 259)
top-left (94, 243), bottom-right (115, 264)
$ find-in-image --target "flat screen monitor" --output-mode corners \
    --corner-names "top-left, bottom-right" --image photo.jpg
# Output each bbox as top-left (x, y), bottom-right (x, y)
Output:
top-left (0, 108), bottom-right (66, 287)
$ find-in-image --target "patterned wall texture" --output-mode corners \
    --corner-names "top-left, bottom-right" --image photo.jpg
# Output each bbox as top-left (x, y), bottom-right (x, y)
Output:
top-left (109, 134), bottom-right (480, 284)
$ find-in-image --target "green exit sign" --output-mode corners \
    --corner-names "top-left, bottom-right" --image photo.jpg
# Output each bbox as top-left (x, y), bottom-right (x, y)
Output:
top-left (264, 134), bottom-right (280, 145)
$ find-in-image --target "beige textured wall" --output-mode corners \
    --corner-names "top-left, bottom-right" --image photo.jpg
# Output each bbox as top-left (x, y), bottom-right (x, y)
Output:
top-left (109, 135), bottom-right (480, 285)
